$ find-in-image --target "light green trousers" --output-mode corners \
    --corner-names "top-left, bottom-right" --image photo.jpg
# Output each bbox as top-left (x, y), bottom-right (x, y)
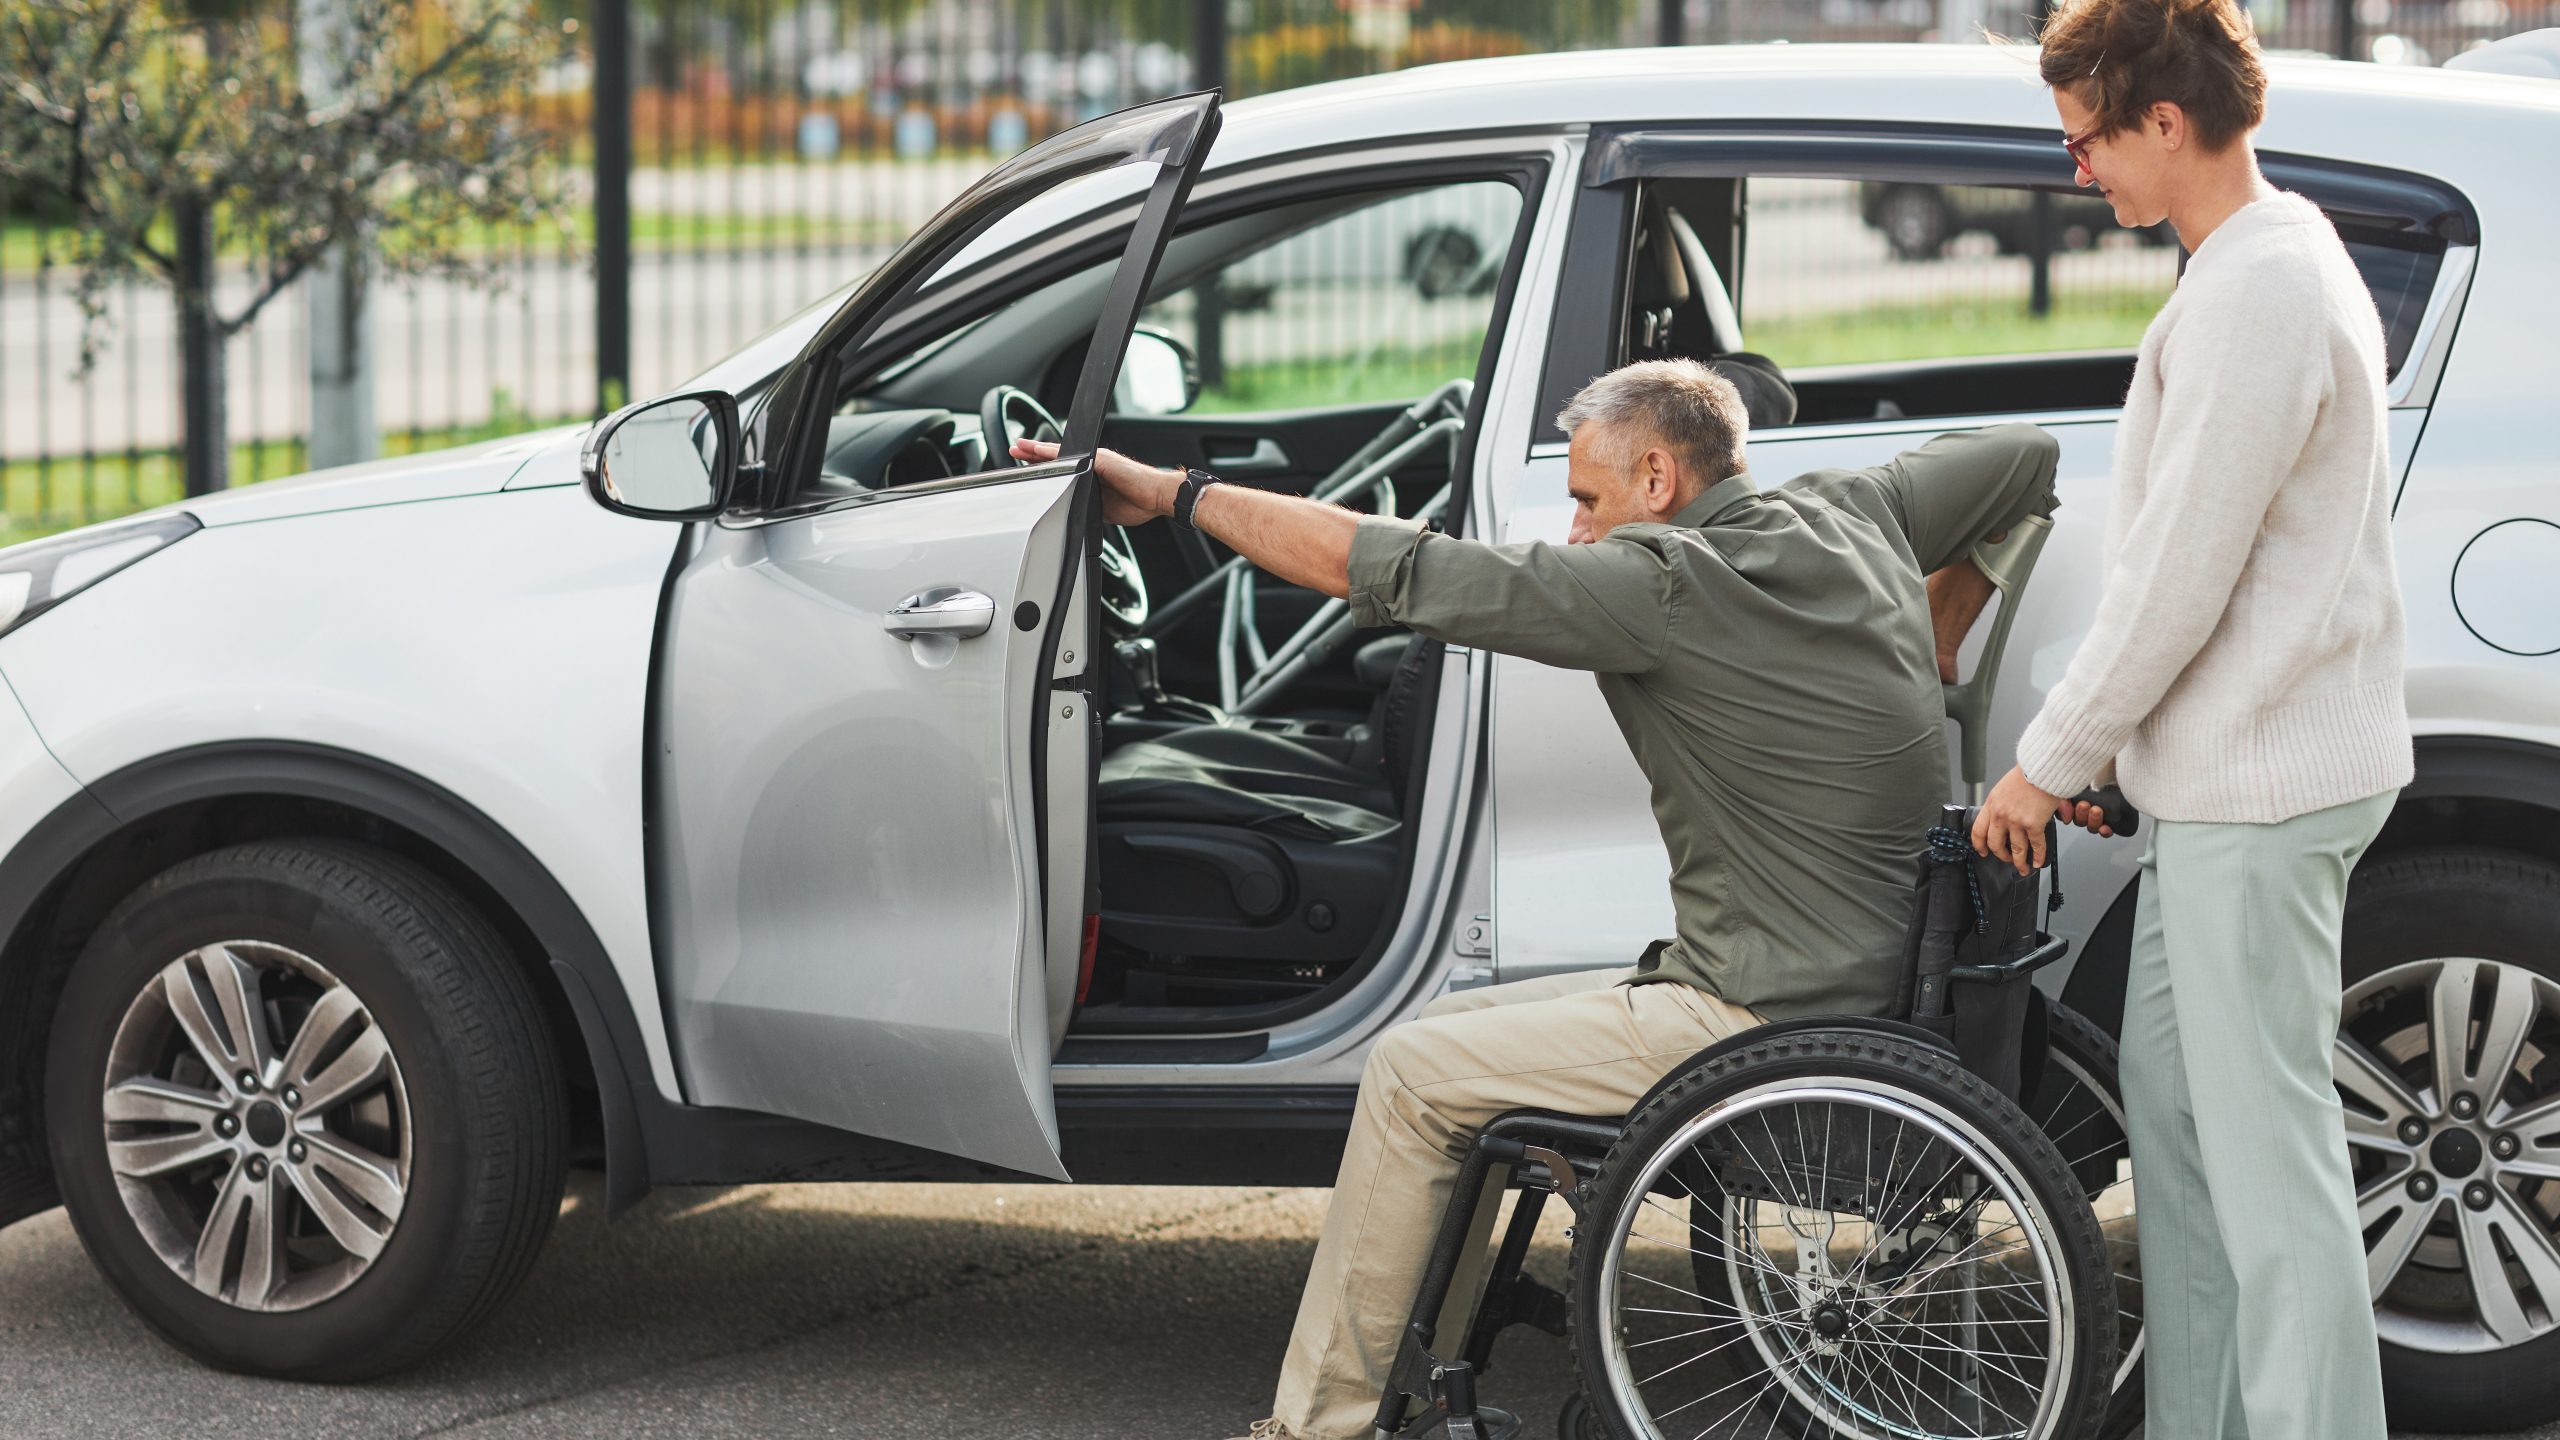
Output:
top-left (2121, 788), bottom-right (2396, 1440)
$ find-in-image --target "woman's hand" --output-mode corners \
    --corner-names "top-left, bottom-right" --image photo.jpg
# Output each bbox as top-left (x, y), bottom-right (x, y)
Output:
top-left (1010, 438), bottom-right (1177, 526)
top-left (1972, 765), bottom-right (2114, 875)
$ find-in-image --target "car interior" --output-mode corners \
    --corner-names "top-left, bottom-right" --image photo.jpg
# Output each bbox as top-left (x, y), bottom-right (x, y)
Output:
top-left (800, 180), bottom-right (1527, 1036)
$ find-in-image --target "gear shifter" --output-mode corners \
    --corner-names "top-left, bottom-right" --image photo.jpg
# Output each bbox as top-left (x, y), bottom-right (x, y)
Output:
top-left (1114, 638), bottom-right (1226, 725)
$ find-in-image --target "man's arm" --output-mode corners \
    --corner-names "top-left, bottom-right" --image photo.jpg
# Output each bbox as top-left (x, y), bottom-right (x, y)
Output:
top-left (1016, 440), bottom-right (1672, 672)
top-left (1803, 424), bottom-right (2061, 682)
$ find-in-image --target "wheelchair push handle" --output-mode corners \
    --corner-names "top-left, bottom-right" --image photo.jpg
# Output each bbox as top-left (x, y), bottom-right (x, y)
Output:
top-left (2068, 784), bottom-right (2140, 837)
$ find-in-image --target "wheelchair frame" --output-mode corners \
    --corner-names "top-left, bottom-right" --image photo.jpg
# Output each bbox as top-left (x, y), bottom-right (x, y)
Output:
top-left (1371, 812), bottom-right (2091, 1440)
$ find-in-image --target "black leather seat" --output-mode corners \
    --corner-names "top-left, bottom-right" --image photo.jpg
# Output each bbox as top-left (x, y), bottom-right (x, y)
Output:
top-left (1093, 636), bottom-right (1442, 971)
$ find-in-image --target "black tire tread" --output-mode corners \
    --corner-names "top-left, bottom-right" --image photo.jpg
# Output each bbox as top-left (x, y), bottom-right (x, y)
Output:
top-left (55, 839), bottom-right (565, 1381)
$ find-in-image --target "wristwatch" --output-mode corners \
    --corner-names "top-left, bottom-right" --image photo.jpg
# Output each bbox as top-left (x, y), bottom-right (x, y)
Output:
top-left (1172, 467), bottom-right (1224, 530)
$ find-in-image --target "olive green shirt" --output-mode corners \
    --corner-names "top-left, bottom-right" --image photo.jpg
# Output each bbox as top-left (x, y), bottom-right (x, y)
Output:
top-left (1346, 425), bottom-right (2061, 1020)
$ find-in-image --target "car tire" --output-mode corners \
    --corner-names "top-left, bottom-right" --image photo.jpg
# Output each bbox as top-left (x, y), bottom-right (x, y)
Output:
top-left (45, 839), bottom-right (566, 1380)
top-left (2339, 847), bottom-right (2560, 1433)
top-left (1875, 185), bottom-right (1951, 261)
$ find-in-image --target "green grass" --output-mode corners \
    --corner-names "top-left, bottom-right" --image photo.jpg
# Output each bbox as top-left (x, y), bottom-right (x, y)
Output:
top-left (1745, 287), bottom-right (2171, 369)
top-left (2, 409), bottom-right (579, 545)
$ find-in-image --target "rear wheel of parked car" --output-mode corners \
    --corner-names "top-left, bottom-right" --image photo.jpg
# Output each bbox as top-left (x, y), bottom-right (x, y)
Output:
top-left (1874, 185), bottom-right (1951, 261)
top-left (2337, 848), bottom-right (2560, 1433)
top-left (45, 840), bottom-right (565, 1380)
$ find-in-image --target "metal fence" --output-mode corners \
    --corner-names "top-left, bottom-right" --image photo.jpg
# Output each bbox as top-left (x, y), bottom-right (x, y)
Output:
top-left (0, 0), bottom-right (2545, 540)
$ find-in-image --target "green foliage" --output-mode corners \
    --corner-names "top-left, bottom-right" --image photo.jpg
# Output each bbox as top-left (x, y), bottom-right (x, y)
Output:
top-left (0, 0), bottom-right (574, 363)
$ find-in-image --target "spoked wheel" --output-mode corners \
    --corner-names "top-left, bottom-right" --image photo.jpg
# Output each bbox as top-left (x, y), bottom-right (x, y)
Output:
top-left (1572, 1030), bottom-right (2116, 1440)
top-left (2019, 1001), bottom-right (2142, 1438)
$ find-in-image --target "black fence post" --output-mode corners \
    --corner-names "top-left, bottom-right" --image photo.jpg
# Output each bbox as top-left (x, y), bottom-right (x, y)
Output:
top-left (2028, 190), bottom-right (2055, 317)
top-left (1659, 0), bottom-right (1686, 46)
top-left (1190, 0), bottom-right (1228, 390)
top-left (594, 0), bottom-right (632, 417)
top-left (2334, 0), bottom-right (2359, 59)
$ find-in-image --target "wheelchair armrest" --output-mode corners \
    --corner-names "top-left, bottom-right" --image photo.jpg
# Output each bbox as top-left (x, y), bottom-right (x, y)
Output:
top-left (1947, 933), bottom-right (2070, 985)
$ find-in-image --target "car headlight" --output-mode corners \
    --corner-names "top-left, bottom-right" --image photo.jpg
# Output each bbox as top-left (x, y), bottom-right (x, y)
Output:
top-left (0, 513), bottom-right (200, 639)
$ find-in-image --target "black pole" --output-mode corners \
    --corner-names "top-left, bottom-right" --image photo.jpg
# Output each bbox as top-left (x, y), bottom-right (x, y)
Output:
top-left (2027, 190), bottom-right (2055, 317)
top-left (176, 196), bottom-right (224, 496)
top-left (1659, 0), bottom-right (1685, 46)
top-left (2334, 0), bottom-right (2358, 59)
top-left (1190, 0), bottom-right (1227, 390)
top-left (594, 0), bottom-right (632, 416)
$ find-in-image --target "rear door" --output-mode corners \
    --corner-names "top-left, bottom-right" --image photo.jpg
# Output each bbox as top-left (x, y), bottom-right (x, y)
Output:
top-left (650, 94), bottom-right (1218, 1180)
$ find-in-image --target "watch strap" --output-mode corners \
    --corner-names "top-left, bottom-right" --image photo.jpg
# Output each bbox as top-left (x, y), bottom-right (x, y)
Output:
top-left (1174, 468), bottom-right (1223, 530)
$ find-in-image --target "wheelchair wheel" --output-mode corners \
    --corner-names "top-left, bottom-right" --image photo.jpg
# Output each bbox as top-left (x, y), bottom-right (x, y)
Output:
top-left (1570, 1028), bottom-right (2117, 1440)
top-left (2023, 1001), bottom-right (2142, 1440)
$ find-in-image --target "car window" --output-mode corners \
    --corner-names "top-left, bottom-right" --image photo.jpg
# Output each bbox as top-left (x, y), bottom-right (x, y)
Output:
top-left (1135, 180), bottom-right (1524, 414)
top-left (1737, 177), bottom-right (2182, 376)
top-left (806, 176), bottom-right (1526, 507)
top-left (1721, 176), bottom-right (2446, 426)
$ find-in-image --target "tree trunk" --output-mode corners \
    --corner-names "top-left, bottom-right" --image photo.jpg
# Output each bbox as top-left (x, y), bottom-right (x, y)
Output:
top-left (175, 192), bottom-right (228, 496)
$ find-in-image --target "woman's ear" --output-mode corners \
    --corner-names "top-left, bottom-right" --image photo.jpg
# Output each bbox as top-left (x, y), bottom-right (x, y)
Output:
top-left (2150, 100), bottom-right (2188, 152)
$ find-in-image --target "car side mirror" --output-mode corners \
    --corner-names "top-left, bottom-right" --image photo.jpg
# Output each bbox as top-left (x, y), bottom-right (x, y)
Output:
top-left (1114, 328), bottom-right (1199, 417)
top-left (580, 390), bottom-right (743, 520)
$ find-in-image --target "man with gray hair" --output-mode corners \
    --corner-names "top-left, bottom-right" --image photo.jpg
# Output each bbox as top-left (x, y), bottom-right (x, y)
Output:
top-left (1015, 358), bottom-right (2058, 1440)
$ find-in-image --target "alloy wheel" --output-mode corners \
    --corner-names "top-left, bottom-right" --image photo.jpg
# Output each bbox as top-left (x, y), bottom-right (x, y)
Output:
top-left (100, 940), bottom-right (412, 1312)
top-left (2340, 956), bottom-right (2560, 1354)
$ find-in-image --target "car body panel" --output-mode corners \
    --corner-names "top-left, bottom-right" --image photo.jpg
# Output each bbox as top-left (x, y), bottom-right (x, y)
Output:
top-left (653, 474), bottom-right (1083, 1177)
top-left (0, 485), bottom-right (687, 1095)
top-left (0, 673), bottom-right (87, 893)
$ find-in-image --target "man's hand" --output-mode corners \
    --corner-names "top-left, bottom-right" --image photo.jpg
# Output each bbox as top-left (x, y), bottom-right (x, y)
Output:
top-left (1971, 765), bottom-right (2117, 875)
top-left (1925, 557), bottom-right (1997, 685)
top-left (1010, 439), bottom-right (1178, 526)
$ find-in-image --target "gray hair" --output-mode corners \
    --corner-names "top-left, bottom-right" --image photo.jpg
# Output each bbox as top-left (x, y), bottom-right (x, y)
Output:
top-left (1554, 359), bottom-right (1749, 483)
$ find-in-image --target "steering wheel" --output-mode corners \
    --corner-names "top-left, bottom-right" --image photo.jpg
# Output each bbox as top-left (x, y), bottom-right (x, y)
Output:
top-left (977, 386), bottom-right (1146, 635)
top-left (981, 384), bottom-right (1062, 468)
top-left (1097, 526), bottom-right (1148, 637)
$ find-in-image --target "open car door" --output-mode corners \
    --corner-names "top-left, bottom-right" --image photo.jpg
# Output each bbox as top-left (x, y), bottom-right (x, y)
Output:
top-left (648, 93), bottom-right (1220, 1180)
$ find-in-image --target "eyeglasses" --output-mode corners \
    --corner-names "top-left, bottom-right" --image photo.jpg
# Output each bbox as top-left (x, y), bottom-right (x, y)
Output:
top-left (2061, 123), bottom-right (2100, 173)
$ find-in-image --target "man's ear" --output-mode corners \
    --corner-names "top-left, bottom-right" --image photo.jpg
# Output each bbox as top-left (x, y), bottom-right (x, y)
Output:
top-left (1641, 447), bottom-right (1681, 517)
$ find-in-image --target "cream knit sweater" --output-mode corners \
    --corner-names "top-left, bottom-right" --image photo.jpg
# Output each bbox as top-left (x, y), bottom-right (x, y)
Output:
top-left (2015, 192), bottom-right (2412, 824)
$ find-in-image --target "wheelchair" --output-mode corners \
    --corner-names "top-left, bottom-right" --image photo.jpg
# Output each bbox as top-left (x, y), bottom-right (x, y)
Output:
top-left (1373, 520), bottom-right (2148, 1440)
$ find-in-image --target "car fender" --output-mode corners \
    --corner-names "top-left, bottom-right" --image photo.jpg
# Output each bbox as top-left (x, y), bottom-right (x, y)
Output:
top-left (0, 483), bottom-right (683, 1104)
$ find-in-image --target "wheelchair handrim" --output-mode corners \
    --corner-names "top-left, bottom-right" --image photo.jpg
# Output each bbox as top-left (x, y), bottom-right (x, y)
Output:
top-left (1595, 1076), bottom-right (2077, 1440)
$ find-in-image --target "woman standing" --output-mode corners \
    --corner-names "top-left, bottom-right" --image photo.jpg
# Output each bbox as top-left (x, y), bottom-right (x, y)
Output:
top-left (1973, 0), bottom-right (2414, 1435)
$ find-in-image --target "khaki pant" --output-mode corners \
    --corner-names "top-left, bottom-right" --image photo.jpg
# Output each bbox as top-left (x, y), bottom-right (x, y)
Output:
top-left (1270, 965), bottom-right (1765, 1439)
top-left (2121, 790), bottom-right (2395, 1440)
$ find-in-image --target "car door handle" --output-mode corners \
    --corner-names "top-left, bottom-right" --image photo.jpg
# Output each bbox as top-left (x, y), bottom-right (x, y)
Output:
top-left (885, 587), bottom-right (996, 640)
top-left (1204, 437), bottom-right (1292, 475)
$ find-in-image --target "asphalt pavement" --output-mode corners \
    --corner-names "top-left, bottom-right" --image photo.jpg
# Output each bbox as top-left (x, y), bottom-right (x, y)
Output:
top-left (0, 1175), bottom-right (2544, 1439)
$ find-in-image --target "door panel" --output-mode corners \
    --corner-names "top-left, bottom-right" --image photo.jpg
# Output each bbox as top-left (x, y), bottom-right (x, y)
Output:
top-left (650, 92), bottom-right (1219, 1181)
top-left (655, 472), bottom-right (1082, 1176)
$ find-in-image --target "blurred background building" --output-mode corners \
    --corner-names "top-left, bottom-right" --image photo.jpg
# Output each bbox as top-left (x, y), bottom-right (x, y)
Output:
top-left (1, 0), bottom-right (2544, 536)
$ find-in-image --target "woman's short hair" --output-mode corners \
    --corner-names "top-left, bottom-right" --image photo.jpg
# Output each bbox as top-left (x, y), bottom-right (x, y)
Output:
top-left (2039, 0), bottom-right (2268, 150)
top-left (1555, 359), bottom-right (1749, 482)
